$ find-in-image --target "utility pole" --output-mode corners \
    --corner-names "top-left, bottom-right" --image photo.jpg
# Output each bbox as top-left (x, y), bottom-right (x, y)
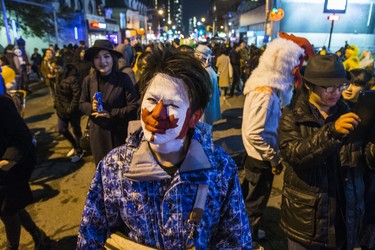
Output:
top-left (327, 14), bottom-right (339, 51)
top-left (1, 0), bottom-right (12, 44)
top-left (264, 0), bottom-right (270, 36)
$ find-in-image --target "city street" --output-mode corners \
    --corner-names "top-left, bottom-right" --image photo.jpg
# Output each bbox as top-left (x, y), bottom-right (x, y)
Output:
top-left (0, 81), bottom-right (286, 250)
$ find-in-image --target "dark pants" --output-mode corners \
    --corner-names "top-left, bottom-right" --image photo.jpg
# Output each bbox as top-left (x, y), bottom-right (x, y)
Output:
top-left (241, 155), bottom-right (274, 247)
top-left (58, 114), bottom-right (82, 153)
top-left (230, 65), bottom-right (241, 96)
top-left (45, 78), bottom-right (56, 101)
top-left (32, 64), bottom-right (41, 79)
top-left (0, 209), bottom-right (39, 250)
top-left (19, 65), bottom-right (29, 91)
top-left (288, 238), bottom-right (343, 250)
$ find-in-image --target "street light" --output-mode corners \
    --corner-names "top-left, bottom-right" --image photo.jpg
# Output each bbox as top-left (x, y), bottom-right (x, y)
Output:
top-left (201, 17), bottom-right (206, 23)
top-left (157, 9), bottom-right (164, 38)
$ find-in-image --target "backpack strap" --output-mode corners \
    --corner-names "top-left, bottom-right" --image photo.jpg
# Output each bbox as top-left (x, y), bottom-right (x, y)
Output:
top-left (186, 184), bottom-right (209, 250)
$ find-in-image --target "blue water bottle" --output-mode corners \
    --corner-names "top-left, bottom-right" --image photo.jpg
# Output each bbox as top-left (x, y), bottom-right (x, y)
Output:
top-left (94, 92), bottom-right (103, 113)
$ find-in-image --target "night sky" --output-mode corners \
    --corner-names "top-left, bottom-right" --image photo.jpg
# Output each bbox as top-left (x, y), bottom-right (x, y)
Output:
top-left (182, 0), bottom-right (210, 34)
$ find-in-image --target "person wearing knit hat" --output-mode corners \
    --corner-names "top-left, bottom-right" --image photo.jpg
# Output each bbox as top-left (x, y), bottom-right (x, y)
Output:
top-left (194, 44), bottom-right (221, 124)
top-left (343, 44), bottom-right (360, 71)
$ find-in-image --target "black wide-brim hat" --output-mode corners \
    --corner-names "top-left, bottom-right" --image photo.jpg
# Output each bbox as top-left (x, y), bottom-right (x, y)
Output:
top-left (84, 39), bottom-right (123, 61)
top-left (300, 54), bottom-right (352, 87)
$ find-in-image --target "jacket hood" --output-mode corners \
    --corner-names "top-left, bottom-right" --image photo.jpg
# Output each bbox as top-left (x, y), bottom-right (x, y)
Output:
top-left (243, 38), bottom-right (305, 95)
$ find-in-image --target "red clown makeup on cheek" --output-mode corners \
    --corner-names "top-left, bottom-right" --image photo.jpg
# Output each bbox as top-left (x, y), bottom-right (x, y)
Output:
top-left (176, 108), bottom-right (191, 139)
top-left (141, 100), bottom-right (179, 141)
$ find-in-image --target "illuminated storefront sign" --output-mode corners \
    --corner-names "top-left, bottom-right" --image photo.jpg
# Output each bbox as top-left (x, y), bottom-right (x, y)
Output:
top-left (90, 21), bottom-right (107, 29)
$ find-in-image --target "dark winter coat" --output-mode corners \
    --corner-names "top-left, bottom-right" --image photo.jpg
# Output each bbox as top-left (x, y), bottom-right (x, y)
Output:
top-left (0, 94), bottom-right (35, 215)
top-left (75, 59), bottom-right (91, 85)
top-left (278, 89), bottom-right (349, 248)
top-left (31, 52), bottom-right (42, 66)
top-left (79, 71), bottom-right (139, 165)
top-left (360, 129), bottom-right (375, 249)
top-left (339, 101), bottom-right (366, 250)
top-left (55, 64), bottom-right (81, 119)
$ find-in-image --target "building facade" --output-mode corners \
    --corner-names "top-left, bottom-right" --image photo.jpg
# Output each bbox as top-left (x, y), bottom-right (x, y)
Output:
top-left (212, 0), bottom-right (375, 53)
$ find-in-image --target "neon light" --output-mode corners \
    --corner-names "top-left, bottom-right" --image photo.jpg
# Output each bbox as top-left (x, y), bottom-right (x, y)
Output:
top-left (90, 21), bottom-right (107, 29)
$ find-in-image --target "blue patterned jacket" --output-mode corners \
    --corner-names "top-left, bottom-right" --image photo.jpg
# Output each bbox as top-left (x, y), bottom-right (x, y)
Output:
top-left (77, 122), bottom-right (252, 249)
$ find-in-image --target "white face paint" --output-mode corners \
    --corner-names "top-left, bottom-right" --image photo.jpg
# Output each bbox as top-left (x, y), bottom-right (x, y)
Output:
top-left (141, 73), bottom-right (190, 153)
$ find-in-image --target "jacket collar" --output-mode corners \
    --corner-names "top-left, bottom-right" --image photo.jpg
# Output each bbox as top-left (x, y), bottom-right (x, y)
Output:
top-left (291, 89), bottom-right (350, 125)
top-left (90, 72), bottom-right (116, 101)
top-left (125, 128), bottom-right (213, 182)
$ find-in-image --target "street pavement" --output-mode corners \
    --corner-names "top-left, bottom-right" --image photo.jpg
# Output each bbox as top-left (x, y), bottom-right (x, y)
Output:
top-left (0, 82), bottom-right (287, 250)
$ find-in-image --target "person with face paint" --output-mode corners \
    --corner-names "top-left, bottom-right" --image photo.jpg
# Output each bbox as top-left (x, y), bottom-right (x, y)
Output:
top-left (241, 34), bottom-right (311, 250)
top-left (77, 46), bottom-right (252, 249)
top-left (79, 40), bottom-right (139, 165)
top-left (278, 55), bottom-right (362, 249)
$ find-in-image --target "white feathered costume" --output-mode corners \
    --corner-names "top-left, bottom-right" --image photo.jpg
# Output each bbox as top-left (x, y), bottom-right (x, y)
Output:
top-left (242, 38), bottom-right (305, 166)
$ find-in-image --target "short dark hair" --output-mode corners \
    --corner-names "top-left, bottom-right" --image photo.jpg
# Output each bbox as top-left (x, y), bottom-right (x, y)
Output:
top-left (350, 68), bottom-right (372, 87)
top-left (138, 46), bottom-right (212, 113)
top-left (92, 51), bottom-right (118, 73)
top-left (0, 54), bottom-right (10, 66)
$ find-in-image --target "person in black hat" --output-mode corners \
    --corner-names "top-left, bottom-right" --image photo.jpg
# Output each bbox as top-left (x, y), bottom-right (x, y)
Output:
top-left (79, 39), bottom-right (139, 165)
top-left (278, 54), bottom-right (362, 249)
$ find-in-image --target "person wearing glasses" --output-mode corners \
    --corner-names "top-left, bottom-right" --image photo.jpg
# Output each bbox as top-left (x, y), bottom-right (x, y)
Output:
top-left (278, 54), bottom-right (361, 249)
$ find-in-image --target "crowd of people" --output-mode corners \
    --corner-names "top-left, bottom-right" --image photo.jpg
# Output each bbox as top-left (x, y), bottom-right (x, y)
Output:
top-left (0, 33), bottom-right (375, 250)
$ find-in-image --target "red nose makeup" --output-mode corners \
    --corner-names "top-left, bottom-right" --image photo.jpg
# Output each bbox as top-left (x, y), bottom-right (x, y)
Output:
top-left (142, 100), bottom-right (179, 141)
